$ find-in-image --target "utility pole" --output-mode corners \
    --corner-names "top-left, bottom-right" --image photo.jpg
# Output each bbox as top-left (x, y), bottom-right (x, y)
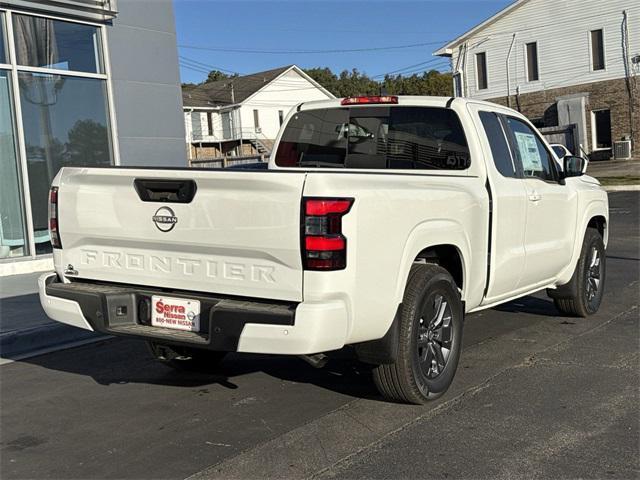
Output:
top-left (231, 82), bottom-right (244, 156)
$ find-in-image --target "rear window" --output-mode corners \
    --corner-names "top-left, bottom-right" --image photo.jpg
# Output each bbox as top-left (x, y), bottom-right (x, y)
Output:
top-left (274, 106), bottom-right (470, 170)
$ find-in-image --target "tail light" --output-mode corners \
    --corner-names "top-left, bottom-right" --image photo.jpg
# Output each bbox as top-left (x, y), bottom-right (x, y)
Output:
top-left (49, 187), bottom-right (62, 249)
top-left (341, 96), bottom-right (398, 105)
top-left (302, 197), bottom-right (353, 271)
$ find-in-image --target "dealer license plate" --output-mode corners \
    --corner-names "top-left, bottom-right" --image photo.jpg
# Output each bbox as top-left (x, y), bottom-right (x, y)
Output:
top-left (151, 296), bottom-right (201, 332)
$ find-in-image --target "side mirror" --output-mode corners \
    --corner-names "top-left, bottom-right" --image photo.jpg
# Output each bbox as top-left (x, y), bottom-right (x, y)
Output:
top-left (563, 155), bottom-right (586, 178)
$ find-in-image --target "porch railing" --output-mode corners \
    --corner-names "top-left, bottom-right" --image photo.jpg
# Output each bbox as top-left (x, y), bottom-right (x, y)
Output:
top-left (189, 154), bottom-right (267, 169)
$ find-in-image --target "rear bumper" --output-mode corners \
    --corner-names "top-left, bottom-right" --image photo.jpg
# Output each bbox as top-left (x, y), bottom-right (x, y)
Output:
top-left (38, 273), bottom-right (348, 355)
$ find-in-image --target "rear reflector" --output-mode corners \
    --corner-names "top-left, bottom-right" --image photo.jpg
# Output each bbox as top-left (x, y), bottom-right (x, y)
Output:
top-left (302, 197), bottom-right (353, 271)
top-left (341, 96), bottom-right (398, 105)
top-left (305, 236), bottom-right (345, 251)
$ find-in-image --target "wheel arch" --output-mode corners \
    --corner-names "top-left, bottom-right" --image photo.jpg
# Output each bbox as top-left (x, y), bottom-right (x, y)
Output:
top-left (555, 199), bottom-right (608, 286)
top-left (587, 215), bottom-right (607, 244)
top-left (414, 245), bottom-right (465, 291)
top-left (393, 220), bottom-right (472, 308)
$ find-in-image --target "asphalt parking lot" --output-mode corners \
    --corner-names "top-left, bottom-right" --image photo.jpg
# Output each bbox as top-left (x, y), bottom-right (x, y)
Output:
top-left (1, 192), bottom-right (638, 480)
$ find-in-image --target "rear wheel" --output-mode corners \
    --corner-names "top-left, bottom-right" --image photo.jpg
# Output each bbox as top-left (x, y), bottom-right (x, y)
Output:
top-left (147, 342), bottom-right (227, 372)
top-left (373, 264), bottom-right (464, 404)
top-left (548, 227), bottom-right (606, 317)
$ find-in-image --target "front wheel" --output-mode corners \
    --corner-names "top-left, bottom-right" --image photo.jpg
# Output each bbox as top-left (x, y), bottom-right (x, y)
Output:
top-left (373, 264), bottom-right (464, 404)
top-left (548, 227), bottom-right (606, 317)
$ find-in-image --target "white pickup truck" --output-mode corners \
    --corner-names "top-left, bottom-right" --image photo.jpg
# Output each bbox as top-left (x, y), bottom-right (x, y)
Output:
top-left (39, 96), bottom-right (608, 404)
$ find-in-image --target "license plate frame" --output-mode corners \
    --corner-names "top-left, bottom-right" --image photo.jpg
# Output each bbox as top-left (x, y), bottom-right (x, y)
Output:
top-left (151, 295), bottom-right (201, 332)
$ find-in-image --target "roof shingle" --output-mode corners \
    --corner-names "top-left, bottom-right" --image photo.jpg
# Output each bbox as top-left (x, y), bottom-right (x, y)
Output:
top-left (182, 65), bottom-right (294, 108)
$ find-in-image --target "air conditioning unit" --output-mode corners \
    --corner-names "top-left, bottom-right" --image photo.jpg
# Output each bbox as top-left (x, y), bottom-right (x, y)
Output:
top-left (613, 140), bottom-right (632, 160)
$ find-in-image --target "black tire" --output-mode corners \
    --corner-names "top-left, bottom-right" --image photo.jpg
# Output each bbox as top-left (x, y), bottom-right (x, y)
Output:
top-left (548, 227), bottom-right (606, 317)
top-left (147, 341), bottom-right (227, 372)
top-left (373, 264), bottom-right (464, 404)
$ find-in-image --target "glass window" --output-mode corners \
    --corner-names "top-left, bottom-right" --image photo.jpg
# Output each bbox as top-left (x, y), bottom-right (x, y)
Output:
top-left (526, 42), bottom-right (539, 81)
top-left (0, 12), bottom-right (7, 64)
top-left (551, 145), bottom-right (569, 159)
top-left (13, 14), bottom-right (103, 73)
top-left (191, 111), bottom-right (202, 138)
top-left (275, 106), bottom-right (470, 170)
top-left (19, 72), bottom-right (112, 253)
top-left (479, 111), bottom-right (517, 178)
top-left (505, 116), bottom-right (555, 182)
top-left (206, 112), bottom-right (213, 136)
top-left (476, 52), bottom-right (488, 90)
top-left (591, 29), bottom-right (605, 71)
top-left (0, 71), bottom-right (28, 258)
top-left (593, 109), bottom-right (612, 149)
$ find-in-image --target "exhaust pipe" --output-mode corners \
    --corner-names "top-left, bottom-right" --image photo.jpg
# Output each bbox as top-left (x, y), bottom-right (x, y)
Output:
top-left (299, 353), bottom-right (328, 369)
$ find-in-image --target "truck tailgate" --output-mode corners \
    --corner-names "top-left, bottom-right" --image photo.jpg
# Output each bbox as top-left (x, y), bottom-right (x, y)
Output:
top-left (55, 168), bottom-right (306, 301)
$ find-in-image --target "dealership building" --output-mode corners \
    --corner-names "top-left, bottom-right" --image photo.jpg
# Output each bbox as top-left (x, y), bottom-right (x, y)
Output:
top-left (0, 0), bottom-right (186, 276)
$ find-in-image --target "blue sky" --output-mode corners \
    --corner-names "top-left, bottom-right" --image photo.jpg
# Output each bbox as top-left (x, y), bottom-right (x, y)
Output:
top-left (174, 0), bottom-right (512, 83)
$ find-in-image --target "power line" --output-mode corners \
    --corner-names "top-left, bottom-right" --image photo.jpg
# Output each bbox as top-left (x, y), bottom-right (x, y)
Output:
top-left (179, 56), bottom-right (242, 75)
top-left (377, 61), bottom-right (450, 78)
top-left (180, 59), bottom-right (453, 101)
top-left (180, 62), bottom-right (210, 75)
top-left (181, 59), bottom-right (451, 92)
top-left (372, 58), bottom-right (447, 78)
top-left (177, 40), bottom-right (450, 55)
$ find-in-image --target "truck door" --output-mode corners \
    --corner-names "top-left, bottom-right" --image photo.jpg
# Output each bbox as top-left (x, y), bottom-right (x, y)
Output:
top-left (502, 116), bottom-right (576, 287)
top-left (469, 105), bottom-right (528, 303)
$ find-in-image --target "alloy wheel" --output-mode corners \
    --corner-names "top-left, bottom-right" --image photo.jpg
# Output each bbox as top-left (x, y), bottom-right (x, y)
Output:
top-left (586, 246), bottom-right (601, 305)
top-left (417, 293), bottom-right (453, 379)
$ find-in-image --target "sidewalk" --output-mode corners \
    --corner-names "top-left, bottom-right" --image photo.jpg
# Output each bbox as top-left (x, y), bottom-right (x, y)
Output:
top-left (587, 158), bottom-right (640, 188)
top-left (0, 272), bottom-right (103, 362)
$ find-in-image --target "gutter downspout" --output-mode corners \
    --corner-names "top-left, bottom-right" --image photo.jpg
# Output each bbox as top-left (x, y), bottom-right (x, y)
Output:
top-left (506, 33), bottom-right (517, 108)
top-left (461, 42), bottom-right (469, 97)
top-left (237, 106), bottom-right (243, 156)
top-left (622, 10), bottom-right (636, 150)
top-left (187, 108), bottom-right (194, 162)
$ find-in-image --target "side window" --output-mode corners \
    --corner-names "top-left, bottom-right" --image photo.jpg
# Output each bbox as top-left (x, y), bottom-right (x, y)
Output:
top-left (479, 111), bottom-right (517, 178)
top-left (505, 117), bottom-right (556, 181)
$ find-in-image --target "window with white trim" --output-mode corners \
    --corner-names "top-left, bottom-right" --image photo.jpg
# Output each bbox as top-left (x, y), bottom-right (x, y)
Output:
top-left (526, 42), bottom-right (539, 81)
top-left (591, 29), bottom-right (605, 71)
top-left (476, 52), bottom-right (488, 90)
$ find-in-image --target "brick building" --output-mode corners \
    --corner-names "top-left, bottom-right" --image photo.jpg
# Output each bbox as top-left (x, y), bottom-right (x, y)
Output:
top-left (435, 0), bottom-right (639, 160)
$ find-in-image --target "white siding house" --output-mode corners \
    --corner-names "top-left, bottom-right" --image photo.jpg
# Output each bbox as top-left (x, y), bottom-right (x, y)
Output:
top-left (183, 65), bottom-right (334, 161)
top-left (435, 0), bottom-right (640, 158)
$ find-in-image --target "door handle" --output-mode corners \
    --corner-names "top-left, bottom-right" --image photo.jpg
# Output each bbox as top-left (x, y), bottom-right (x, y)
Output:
top-left (528, 191), bottom-right (542, 202)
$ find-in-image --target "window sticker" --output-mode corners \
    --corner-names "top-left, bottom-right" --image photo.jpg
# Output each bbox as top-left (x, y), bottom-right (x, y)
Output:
top-left (514, 131), bottom-right (542, 171)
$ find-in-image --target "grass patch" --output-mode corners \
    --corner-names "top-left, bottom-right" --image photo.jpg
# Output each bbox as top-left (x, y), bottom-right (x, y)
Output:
top-left (596, 176), bottom-right (640, 186)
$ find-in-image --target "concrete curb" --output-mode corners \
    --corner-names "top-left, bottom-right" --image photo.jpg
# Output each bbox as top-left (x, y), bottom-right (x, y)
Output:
top-left (604, 185), bottom-right (640, 191)
top-left (0, 322), bottom-right (108, 364)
